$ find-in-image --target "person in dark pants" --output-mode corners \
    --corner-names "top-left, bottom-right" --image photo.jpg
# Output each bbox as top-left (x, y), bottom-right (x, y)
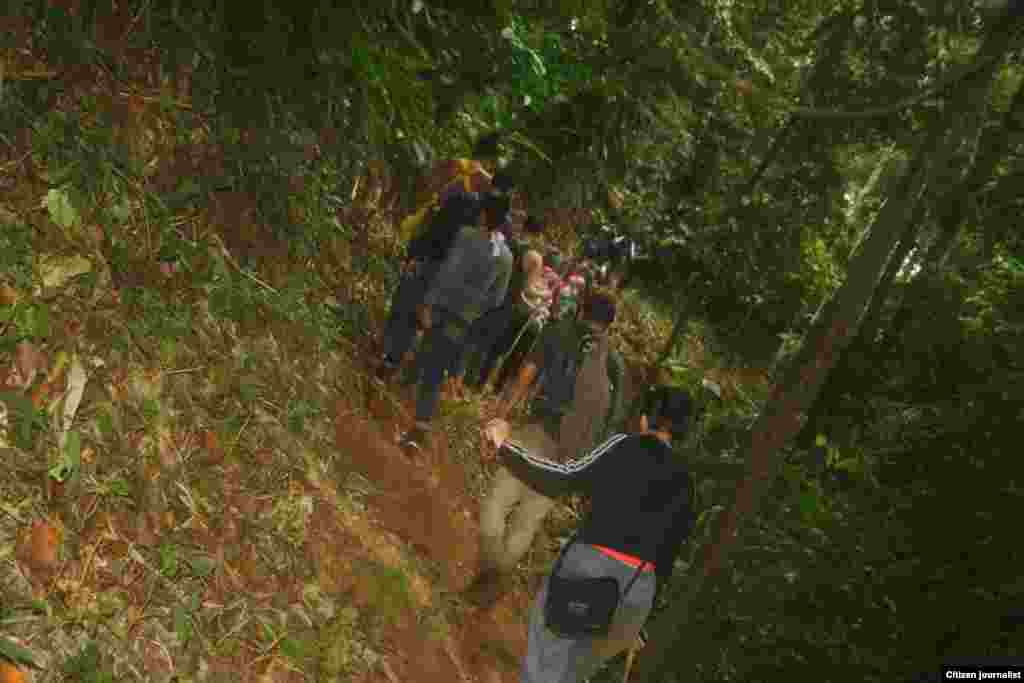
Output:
top-left (381, 171), bottom-right (515, 389)
top-left (460, 214), bottom-right (547, 392)
top-left (477, 249), bottom-right (551, 394)
top-left (486, 386), bottom-right (696, 683)
top-left (444, 180), bottom-right (517, 399)
top-left (377, 192), bottom-right (484, 382)
top-left (397, 191), bottom-right (514, 454)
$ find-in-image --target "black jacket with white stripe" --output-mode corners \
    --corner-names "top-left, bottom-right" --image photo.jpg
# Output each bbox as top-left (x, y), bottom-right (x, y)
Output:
top-left (500, 432), bottom-right (694, 593)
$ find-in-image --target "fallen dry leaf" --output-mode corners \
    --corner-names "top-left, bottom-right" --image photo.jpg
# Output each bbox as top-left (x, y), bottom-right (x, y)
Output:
top-left (135, 513), bottom-right (158, 547)
top-left (157, 426), bottom-right (178, 469)
top-left (0, 661), bottom-right (27, 683)
top-left (36, 253), bottom-right (92, 291)
top-left (26, 519), bottom-right (60, 569)
top-left (14, 341), bottom-right (44, 389)
top-left (200, 430), bottom-right (227, 466)
top-left (0, 283), bottom-right (19, 306)
top-left (53, 354), bottom-right (87, 451)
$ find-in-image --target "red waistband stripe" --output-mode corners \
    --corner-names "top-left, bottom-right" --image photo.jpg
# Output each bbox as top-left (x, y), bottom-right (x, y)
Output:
top-left (592, 545), bottom-right (655, 571)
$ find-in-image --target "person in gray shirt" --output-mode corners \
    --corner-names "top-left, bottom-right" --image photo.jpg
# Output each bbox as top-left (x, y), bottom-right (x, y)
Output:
top-left (398, 191), bottom-right (514, 455)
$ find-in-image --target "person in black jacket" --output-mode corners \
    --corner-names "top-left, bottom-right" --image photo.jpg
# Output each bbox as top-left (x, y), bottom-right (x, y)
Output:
top-left (485, 386), bottom-right (696, 682)
top-left (377, 191), bottom-right (484, 382)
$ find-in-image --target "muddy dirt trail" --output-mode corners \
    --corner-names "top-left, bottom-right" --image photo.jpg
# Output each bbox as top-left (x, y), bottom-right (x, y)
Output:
top-left (334, 391), bottom-right (532, 683)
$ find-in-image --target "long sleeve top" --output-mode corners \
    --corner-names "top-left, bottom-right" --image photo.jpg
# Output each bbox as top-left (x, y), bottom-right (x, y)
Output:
top-left (423, 225), bottom-right (513, 325)
top-left (501, 433), bottom-right (694, 600)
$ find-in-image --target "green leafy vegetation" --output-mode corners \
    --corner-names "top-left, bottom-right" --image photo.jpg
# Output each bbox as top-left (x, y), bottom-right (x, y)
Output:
top-left (0, 1), bottom-right (1021, 682)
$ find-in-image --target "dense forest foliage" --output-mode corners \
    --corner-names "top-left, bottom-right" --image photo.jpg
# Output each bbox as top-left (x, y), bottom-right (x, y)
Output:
top-left (1, 1), bottom-right (1022, 682)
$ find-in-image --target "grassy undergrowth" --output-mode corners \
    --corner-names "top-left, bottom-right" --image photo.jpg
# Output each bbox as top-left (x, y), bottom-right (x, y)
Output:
top-left (0, 138), bottom-right (450, 680)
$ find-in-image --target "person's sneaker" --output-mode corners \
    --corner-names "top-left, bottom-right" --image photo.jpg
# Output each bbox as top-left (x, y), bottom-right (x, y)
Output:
top-left (398, 427), bottom-right (428, 456)
top-left (375, 356), bottom-right (399, 384)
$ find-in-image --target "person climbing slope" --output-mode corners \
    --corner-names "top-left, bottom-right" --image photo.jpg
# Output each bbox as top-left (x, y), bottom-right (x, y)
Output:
top-left (377, 190), bottom-right (482, 383)
top-left (379, 170), bottom-right (516, 388)
top-left (397, 190), bottom-right (514, 454)
top-left (474, 248), bottom-right (553, 394)
top-left (486, 386), bottom-right (697, 683)
top-left (464, 291), bottom-right (624, 608)
top-left (458, 214), bottom-right (548, 395)
top-left (443, 174), bottom-right (518, 399)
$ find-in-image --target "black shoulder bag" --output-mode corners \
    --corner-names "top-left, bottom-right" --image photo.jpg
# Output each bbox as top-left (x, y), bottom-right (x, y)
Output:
top-left (543, 489), bottom-right (689, 639)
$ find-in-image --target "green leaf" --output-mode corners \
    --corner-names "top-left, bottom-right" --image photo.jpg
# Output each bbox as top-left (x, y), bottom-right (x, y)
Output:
top-left (41, 188), bottom-right (81, 229)
top-left (239, 382), bottom-right (258, 402)
top-left (66, 430), bottom-right (81, 467)
top-left (49, 431), bottom-right (82, 483)
top-left (280, 636), bottom-right (304, 660)
top-left (110, 200), bottom-right (133, 222)
top-left (0, 634), bottom-right (38, 668)
top-left (108, 479), bottom-right (131, 498)
top-left (799, 490), bottom-right (819, 521)
top-left (63, 641), bottom-right (101, 674)
top-left (22, 303), bottom-right (52, 339)
top-left (141, 398), bottom-right (161, 421)
top-left (96, 411), bottom-right (114, 437)
top-left (173, 604), bottom-right (192, 644)
top-left (48, 460), bottom-right (71, 482)
top-left (188, 555), bottom-right (216, 578)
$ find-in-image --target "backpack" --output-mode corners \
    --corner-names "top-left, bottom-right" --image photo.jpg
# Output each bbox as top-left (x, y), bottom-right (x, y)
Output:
top-left (534, 322), bottom-right (620, 451)
top-left (556, 333), bottom-right (612, 462)
top-left (399, 159), bottom-right (490, 242)
top-left (406, 191), bottom-right (481, 264)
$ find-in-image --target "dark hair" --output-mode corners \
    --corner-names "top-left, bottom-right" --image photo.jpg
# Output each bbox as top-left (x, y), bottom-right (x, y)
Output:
top-left (581, 291), bottom-right (617, 326)
top-left (492, 170), bottom-right (516, 194)
top-left (649, 386), bottom-right (694, 437)
top-left (481, 191), bottom-right (511, 220)
top-left (473, 131), bottom-right (502, 158)
top-left (440, 191), bottom-right (483, 227)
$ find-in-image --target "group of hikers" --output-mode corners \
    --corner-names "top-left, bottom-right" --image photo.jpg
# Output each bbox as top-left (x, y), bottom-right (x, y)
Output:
top-left (372, 132), bottom-right (698, 682)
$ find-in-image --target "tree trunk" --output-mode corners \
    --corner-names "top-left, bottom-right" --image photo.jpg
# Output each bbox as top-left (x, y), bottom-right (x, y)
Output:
top-left (797, 198), bottom-right (925, 448)
top-left (804, 64), bottom-right (1024, 447)
top-left (884, 74), bottom-right (1024, 348)
top-left (857, 201), bottom-right (926, 348)
top-left (633, 22), bottom-right (1019, 680)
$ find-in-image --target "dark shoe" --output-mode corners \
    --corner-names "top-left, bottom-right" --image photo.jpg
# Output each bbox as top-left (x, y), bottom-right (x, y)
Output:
top-left (463, 569), bottom-right (507, 609)
top-left (375, 356), bottom-right (399, 383)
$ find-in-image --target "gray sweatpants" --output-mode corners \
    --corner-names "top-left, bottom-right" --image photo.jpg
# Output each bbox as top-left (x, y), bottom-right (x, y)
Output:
top-left (521, 543), bottom-right (657, 683)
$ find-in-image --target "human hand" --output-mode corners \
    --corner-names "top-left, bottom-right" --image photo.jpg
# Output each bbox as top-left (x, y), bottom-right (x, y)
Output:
top-left (483, 418), bottom-right (510, 449)
top-left (416, 304), bottom-right (432, 330)
top-left (637, 628), bottom-right (648, 648)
